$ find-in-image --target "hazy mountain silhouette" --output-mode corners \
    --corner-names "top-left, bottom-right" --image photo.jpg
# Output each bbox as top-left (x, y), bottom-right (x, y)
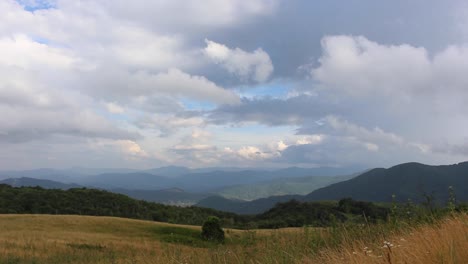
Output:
top-left (0, 177), bottom-right (81, 189)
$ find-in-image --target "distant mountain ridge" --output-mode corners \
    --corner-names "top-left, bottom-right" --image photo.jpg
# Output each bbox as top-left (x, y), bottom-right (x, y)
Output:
top-left (55, 166), bottom-right (360, 192)
top-left (143, 166), bottom-right (191, 178)
top-left (0, 177), bottom-right (81, 189)
top-left (0, 166), bottom-right (360, 190)
top-left (78, 173), bottom-right (176, 190)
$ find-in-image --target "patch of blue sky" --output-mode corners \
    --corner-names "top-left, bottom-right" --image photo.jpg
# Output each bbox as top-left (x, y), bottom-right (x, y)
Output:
top-left (180, 98), bottom-right (216, 111)
top-left (238, 82), bottom-right (290, 99)
top-left (17, 0), bottom-right (56, 12)
top-left (30, 35), bottom-right (71, 50)
top-left (30, 36), bottom-right (50, 45)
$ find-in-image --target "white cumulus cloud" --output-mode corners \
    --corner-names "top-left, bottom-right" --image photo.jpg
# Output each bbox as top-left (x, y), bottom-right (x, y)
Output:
top-left (312, 35), bottom-right (431, 97)
top-left (204, 39), bottom-right (274, 82)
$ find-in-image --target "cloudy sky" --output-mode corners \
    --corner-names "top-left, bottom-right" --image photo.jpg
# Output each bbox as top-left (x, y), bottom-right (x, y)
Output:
top-left (1, 0), bottom-right (468, 169)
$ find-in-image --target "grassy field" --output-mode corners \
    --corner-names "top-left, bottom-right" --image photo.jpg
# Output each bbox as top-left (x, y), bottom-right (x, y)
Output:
top-left (0, 214), bottom-right (466, 263)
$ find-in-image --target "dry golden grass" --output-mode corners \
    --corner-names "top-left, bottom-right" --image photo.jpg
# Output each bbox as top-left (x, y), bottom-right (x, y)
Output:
top-left (311, 214), bottom-right (468, 264)
top-left (0, 214), bottom-right (316, 264)
top-left (0, 214), bottom-right (466, 263)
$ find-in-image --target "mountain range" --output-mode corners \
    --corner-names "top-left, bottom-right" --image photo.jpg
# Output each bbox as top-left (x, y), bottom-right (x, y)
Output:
top-left (196, 162), bottom-right (468, 214)
top-left (2, 162), bottom-right (466, 215)
top-left (0, 165), bottom-right (359, 193)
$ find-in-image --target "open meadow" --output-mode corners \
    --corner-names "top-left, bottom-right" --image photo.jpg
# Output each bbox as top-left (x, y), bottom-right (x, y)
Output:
top-left (0, 213), bottom-right (466, 263)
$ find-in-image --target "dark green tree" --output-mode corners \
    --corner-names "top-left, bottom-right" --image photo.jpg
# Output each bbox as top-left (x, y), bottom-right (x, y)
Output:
top-left (201, 216), bottom-right (225, 243)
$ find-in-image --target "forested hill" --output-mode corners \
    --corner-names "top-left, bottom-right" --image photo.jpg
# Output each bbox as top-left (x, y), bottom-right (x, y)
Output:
top-left (304, 162), bottom-right (468, 203)
top-left (0, 184), bottom-right (243, 226)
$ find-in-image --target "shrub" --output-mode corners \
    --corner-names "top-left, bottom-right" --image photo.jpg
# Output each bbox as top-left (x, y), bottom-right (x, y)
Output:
top-left (201, 216), bottom-right (225, 243)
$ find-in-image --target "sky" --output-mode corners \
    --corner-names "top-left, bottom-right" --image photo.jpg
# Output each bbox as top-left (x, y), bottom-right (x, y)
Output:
top-left (1, 0), bottom-right (468, 169)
